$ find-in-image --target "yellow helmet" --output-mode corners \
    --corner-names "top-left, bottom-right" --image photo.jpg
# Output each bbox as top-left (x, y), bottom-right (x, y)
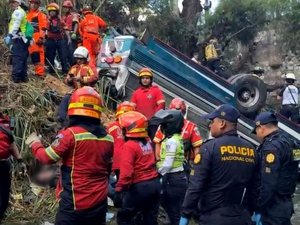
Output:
top-left (138, 67), bottom-right (153, 78)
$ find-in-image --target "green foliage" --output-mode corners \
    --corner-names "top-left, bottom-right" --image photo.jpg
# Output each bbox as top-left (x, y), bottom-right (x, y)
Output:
top-left (199, 0), bottom-right (267, 45)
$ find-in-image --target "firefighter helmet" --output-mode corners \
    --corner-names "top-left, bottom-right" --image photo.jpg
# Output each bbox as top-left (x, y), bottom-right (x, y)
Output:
top-left (82, 5), bottom-right (92, 14)
top-left (169, 98), bottom-right (187, 114)
top-left (62, 0), bottom-right (73, 8)
top-left (116, 101), bottom-right (135, 117)
top-left (119, 111), bottom-right (148, 138)
top-left (47, 2), bottom-right (59, 11)
top-left (138, 68), bottom-right (153, 78)
top-left (67, 86), bottom-right (103, 119)
top-left (73, 46), bottom-right (89, 60)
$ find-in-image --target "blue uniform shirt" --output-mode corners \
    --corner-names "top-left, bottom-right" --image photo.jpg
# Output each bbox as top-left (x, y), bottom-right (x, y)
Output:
top-left (181, 130), bottom-right (257, 218)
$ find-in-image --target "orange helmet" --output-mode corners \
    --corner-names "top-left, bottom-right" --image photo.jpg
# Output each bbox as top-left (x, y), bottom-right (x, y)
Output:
top-left (119, 111), bottom-right (148, 138)
top-left (67, 86), bottom-right (103, 119)
top-left (82, 5), bottom-right (92, 14)
top-left (63, 0), bottom-right (73, 8)
top-left (116, 101), bottom-right (135, 118)
top-left (169, 98), bottom-right (187, 114)
top-left (47, 2), bottom-right (59, 11)
top-left (138, 67), bottom-right (153, 78)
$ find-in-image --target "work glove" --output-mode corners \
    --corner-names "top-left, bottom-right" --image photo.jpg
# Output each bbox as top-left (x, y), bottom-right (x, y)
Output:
top-left (251, 212), bottom-right (262, 225)
top-left (25, 132), bottom-right (42, 147)
top-left (113, 191), bottom-right (123, 208)
top-left (71, 32), bottom-right (77, 40)
top-left (179, 216), bottom-right (190, 225)
top-left (36, 37), bottom-right (44, 45)
top-left (4, 35), bottom-right (12, 46)
top-left (16, 159), bottom-right (27, 176)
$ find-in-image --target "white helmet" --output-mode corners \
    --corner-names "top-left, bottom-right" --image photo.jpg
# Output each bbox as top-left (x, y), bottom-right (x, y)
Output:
top-left (73, 46), bottom-right (90, 61)
top-left (285, 73), bottom-right (296, 80)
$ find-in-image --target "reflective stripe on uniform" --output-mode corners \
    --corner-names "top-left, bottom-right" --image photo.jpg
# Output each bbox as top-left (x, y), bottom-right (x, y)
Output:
top-left (157, 100), bottom-right (165, 105)
top-left (45, 146), bottom-right (62, 161)
top-left (192, 140), bottom-right (203, 147)
top-left (68, 103), bottom-right (103, 112)
top-left (108, 125), bottom-right (119, 134)
top-left (73, 132), bottom-right (114, 142)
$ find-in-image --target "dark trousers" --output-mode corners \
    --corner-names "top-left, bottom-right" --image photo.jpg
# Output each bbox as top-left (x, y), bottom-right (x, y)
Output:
top-left (199, 205), bottom-right (253, 225)
top-left (117, 178), bottom-right (161, 225)
top-left (45, 39), bottom-right (69, 74)
top-left (207, 59), bottom-right (221, 73)
top-left (261, 196), bottom-right (293, 225)
top-left (57, 94), bottom-right (71, 125)
top-left (161, 172), bottom-right (188, 225)
top-left (55, 199), bottom-right (107, 225)
top-left (11, 38), bottom-right (28, 82)
top-left (280, 105), bottom-right (300, 123)
top-left (0, 161), bottom-right (11, 222)
top-left (64, 39), bottom-right (77, 67)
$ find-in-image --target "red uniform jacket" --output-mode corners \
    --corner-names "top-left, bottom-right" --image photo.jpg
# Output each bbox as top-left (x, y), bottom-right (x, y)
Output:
top-left (131, 85), bottom-right (165, 119)
top-left (106, 121), bottom-right (124, 171)
top-left (154, 119), bottom-right (202, 159)
top-left (62, 12), bottom-right (79, 31)
top-left (115, 140), bottom-right (158, 192)
top-left (31, 126), bottom-right (114, 210)
top-left (0, 129), bottom-right (13, 160)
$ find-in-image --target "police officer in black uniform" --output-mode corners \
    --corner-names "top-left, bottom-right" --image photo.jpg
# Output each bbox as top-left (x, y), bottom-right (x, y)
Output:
top-left (252, 112), bottom-right (299, 225)
top-left (179, 104), bottom-right (257, 225)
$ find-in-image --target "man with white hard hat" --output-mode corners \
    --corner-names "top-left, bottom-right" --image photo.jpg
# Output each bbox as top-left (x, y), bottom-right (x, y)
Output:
top-left (277, 73), bottom-right (299, 123)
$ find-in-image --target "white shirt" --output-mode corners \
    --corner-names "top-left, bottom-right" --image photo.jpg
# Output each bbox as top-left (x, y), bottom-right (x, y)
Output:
top-left (282, 85), bottom-right (299, 105)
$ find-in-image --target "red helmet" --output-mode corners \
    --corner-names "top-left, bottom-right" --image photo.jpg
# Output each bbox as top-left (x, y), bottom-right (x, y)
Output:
top-left (119, 111), bottom-right (148, 138)
top-left (169, 98), bottom-right (187, 114)
top-left (67, 86), bottom-right (103, 119)
top-left (63, 0), bottom-right (73, 8)
top-left (138, 67), bottom-right (153, 78)
top-left (116, 101), bottom-right (135, 118)
top-left (29, 0), bottom-right (41, 4)
top-left (47, 2), bottom-right (59, 11)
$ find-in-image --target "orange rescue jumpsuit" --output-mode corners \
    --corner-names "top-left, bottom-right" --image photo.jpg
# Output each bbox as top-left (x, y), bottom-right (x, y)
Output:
top-left (27, 9), bottom-right (47, 76)
top-left (79, 13), bottom-right (106, 67)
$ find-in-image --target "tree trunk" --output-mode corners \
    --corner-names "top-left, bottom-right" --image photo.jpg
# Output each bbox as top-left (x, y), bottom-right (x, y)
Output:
top-left (180, 0), bottom-right (202, 25)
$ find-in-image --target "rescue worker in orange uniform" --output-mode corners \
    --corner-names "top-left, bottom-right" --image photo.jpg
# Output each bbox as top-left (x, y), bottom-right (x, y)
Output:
top-left (114, 111), bottom-right (161, 225)
top-left (62, 0), bottom-right (80, 66)
top-left (26, 86), bottom-right (114, 225)
top-left (106, 101), bottom-right (135, 180)
top-left (0, 113), bottom-right (25, 223)
top-left (79, 5), bottom-right (107, 67)
top-left (27, 0), bottom-right (47, 77)
top-left (154, 98), bottom-right (202, 164)
top-left (131, 68), bottom-right (165, 120)
top-left (57, 46), bottom-right (99, 125)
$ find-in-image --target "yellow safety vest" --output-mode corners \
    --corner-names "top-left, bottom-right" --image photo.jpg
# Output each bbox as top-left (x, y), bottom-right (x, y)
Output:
top-left (157, 133), bottom-right (185, 169)
top-left (205, 43), bottom-right (218, 61)
top-left (9, 6), bottom-right (27, 34)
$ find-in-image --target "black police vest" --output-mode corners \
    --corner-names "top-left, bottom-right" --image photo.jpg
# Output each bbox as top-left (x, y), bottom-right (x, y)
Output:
top-left (270, 133), bottom-right (299, 196)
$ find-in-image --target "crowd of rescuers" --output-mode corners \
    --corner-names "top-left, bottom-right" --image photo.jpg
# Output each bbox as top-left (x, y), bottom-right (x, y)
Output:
top-left (0, 63), bottom-right (298, 225)
top-left (5, 0), bottom-right (106, 83)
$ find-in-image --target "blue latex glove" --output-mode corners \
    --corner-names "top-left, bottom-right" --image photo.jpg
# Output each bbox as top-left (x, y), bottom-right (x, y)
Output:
top-left (4, 35), bottom-right (12, 46)
top-left (179, 216), bottom-right (189, 225)
top-left (251, 213), bottom-right (262, 225)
